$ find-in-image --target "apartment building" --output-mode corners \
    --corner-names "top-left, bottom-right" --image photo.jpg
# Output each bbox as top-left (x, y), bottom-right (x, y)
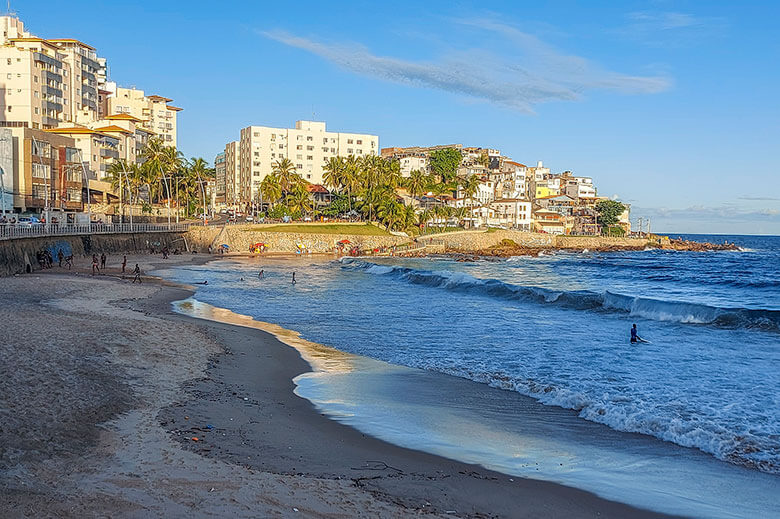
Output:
top-left (238, 120), bottom-right (378, 202)
top-left (103, 83), bottom-right (181, 146)
top-left (0, 129), bottom-right (13, 214)
top-left (224, 141), bottom-right (240, 208)
top-left (0, 16), bottom-right (106, 129)
top-left (214, 151), bottom-right (226, 205)
top-left (2, 127), bottom-right (83, 214)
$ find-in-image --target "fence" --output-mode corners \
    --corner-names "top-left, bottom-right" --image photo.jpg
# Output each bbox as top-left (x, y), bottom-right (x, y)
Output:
top-left (0, 222), bottom-right (191, 241)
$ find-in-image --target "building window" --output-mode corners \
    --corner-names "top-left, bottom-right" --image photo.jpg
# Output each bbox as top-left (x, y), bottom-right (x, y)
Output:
top-left (32, 163), bottom-right (50, 178)
top-left (296, 164), bottom-right (303, 169)
top-left (32, 184), bottom-right (47, 199)
top-left (306, 136), bottom-right (312, 141)
top-left (347, 148), bottom-right (353, 154)
top-left (357, 139), bottom-right (362, 144)
top-left (347, 139), bottom-right (353, 144)
top-left (296, 154), bottom-right (302, 159)
top-left (297, 145), bottom-right (302, 150)
top-left (278, 144), bottom-right (283, 149)
top-left (306, 155), bottom-right (313, 160)
top-left (306, 146), bottom-right (313, 151)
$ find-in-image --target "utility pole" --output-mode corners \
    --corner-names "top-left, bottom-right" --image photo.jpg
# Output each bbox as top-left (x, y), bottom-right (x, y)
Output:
top-left (75, 149), bottom-right (92, 230)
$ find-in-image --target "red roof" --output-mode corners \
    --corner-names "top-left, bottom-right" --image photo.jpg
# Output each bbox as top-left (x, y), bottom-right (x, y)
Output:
top-left (306, 184), bottom-right (329, 194)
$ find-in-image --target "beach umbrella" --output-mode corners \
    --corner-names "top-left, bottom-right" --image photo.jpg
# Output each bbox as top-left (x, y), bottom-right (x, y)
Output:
top-left (338, 239), bottom-right (351, 244)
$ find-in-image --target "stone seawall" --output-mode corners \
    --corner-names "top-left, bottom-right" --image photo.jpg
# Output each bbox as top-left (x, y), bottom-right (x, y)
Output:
top-left (432, 230), bottom-right (654, 251)
top-left (185, 225), bottom-right (408, 253)
top-left (0, 232), bottom-right (186, 277)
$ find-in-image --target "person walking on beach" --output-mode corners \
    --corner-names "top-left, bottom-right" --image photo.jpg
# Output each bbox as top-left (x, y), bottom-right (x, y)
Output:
top-left (131, 264), bottom-right (141, 283)
top-left (92, 254), bottom-right (100, 276)
top-left (121, 255), bottom-right (127, 274)
top-left (57, 249), bottom-right (64, 268)
top-left (100, 253), bottom-right (106, 270)
top-left (291, 272), bottom-right (296, 285)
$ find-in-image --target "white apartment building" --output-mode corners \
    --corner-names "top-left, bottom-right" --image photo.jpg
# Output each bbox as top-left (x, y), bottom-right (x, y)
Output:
top-left (214, 151), bottom-right (226, 205)
top-left (398, 155), bottom-right (428, 177)
top-left (0, 16), bottom-right (106, 129)
top-left (489, 199), bottom-right (532, 230)
top-left (238, 120), bottom-right (378, 202)
top-left (103, 83), bottom-right (181, 146)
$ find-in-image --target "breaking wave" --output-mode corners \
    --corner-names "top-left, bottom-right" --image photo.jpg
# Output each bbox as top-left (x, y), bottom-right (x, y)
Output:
top-left (342, 259), bottom-right (780, 332)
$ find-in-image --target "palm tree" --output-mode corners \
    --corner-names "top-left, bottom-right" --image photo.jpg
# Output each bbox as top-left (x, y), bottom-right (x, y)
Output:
top-left (285, 185), bottom-right (313, 216)
top-left (343, 155), bottom-right (361, 212)
top-left (323, 156), bottom-right (345, 193)
top-left (402, 204), bottom-right (418, 232)
top-left (188, 157), bottom-right (213, 218)
top-left (272, 158), bottom-right (302, 193)
top-left (405, 169), bottom-right (427, 201)
top-left (260, 173), bottom-right (282, 209)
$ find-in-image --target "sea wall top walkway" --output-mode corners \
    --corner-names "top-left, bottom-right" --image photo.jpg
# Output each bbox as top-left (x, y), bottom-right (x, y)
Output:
top-left (0, 223), bottom-right (191, 241)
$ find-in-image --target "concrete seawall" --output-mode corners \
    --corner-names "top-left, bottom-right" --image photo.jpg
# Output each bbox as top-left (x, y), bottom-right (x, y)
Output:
top-left (0, 232), bottom-right (186, 277)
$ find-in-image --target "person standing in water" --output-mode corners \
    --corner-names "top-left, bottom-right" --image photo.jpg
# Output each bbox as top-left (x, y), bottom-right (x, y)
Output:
top-left (258, 269), bottom-right (264, 279)
top-left (291, 272), bottom-right (296, 284)
top-left (630, 323), bottom-right (648, 344)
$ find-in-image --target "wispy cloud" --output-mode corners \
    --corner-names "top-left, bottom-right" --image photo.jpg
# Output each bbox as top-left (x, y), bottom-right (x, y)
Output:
top-left (619, 11), bottom-right (727, 46)
top-left (635, 205), bottom-right (780, 222)
top-left (261, 20), bottom-right (671, 113)
top-left (738, 196), bottom-right (780, 201)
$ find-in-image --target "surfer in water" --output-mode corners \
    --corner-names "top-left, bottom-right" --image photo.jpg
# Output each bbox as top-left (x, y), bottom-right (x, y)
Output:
top-left (630, 323), bottom-right (649, 344)
top-left (258, 269), bottom-right (264, 279)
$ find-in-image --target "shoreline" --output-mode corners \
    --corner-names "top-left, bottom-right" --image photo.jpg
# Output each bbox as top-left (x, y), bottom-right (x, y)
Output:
top-left (0, 253), bottom-right (670, 517)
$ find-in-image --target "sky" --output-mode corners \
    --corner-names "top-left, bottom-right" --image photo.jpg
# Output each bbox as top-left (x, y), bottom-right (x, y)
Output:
top-left (13, 1), bottom-right (780, 234)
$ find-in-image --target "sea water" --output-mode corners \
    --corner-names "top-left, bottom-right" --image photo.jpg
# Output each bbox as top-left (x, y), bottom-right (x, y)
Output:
top-left (158, 234), bottom-right (780, 517)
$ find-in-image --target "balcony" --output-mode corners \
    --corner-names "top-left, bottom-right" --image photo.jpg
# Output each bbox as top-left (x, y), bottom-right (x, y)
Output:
top-left (41, 116), bottom-right (60, 128)
top-left (44, 70), bottom-right (63, 84)
top-left (44, 100), bottom-right (63, 113)
top-left (100, 148), bottom-right (119, 160)
top-left (81, 98), bottom-right (97, 111)
top-left (33, 52), bottom-right (61, 69)
top-left (42, 85), bottom-right (63, 98)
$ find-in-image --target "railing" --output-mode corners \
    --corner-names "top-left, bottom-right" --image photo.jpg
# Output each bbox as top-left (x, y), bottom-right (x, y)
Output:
top-left (0, 222), bottom-right (191, 240)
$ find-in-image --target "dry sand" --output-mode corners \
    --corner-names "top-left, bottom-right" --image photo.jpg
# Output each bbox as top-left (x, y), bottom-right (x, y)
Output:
top-left (0, 252), bottom-right (669, 518)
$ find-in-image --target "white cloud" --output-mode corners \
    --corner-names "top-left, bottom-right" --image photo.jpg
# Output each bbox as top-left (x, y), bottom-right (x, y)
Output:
top-left (620, 11), bottom-right (727, 46)
top-left (261, 21), bottom-right (671, 113)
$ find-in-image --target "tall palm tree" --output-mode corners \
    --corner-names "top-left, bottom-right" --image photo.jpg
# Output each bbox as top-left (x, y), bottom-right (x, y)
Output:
top-left (405, 169), bottom-right (427, 201)
top-left (343, 155), bottom-right (361, 212)
top-left (323, 156), bottom-right (345, 193)
top-left (272, 158), bottom-right (302, 193)
top-left (260, 173), bottom-right (282, 208)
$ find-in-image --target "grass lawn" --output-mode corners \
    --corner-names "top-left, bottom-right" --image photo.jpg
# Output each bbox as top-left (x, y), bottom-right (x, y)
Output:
top-left (244, 223), bottom-right (391, 236)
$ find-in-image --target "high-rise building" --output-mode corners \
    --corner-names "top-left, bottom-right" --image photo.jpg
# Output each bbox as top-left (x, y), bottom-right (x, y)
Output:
top-left (237, 120), bottom-right (378, 203)
top-left (0, 16), bottom-right (106, 129)
top-left (103, 83), bottom-right (181, 146)
top-left (224, 141), bottom-right (240, 208)
top-left (214, 151), bottom-right (226, 205)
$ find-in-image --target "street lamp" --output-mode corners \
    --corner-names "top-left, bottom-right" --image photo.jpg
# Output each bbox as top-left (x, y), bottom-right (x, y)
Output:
top-left (0, 134), bottom-right (9, 216)
top-left (75, 148), bottom-right (93, 230)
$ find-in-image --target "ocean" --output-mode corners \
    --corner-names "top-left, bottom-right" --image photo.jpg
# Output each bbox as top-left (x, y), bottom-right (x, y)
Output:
top-left (156, 234), bottom-right (780, 518)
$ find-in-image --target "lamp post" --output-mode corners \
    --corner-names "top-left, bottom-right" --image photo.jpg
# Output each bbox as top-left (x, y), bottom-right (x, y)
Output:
top-left (75, 148), bottom-right (92, 230)
top-left (0, 134), bottom-right (8, 216)
top-left (120, 161), bottom-right (133, 232)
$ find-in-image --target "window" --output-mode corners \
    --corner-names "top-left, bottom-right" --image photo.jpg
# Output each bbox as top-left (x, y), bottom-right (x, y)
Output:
top-left (306, 136), bottom-right (312, 141)
top-left (278, 144), bottom-right (283, 149)
top-left (323, 138), bottom-right (327, 144)
top-left (32, 163), bottom-right (50, 178)
top-left (296, 145), bottom-right (302, 150)
top-left (306, 155), bottom-right (313, 160)
top-left (306, 174), bottom-right (311, 179)
top-left (32, 184), bottom-right (48, 199)
top-left (347, 139), bottom-right (353, 144)
top-left (306, 146), bottom-right (313, 151)
top-left (347, 148), bottom-right (353, 154)
top-left (296, 164), bottom-right (303, 169)
top-left (67, 188), bottom-right (82, 202)
top-left (357, 140), bottom-right (362, 144)
top-left (296, 154), bottom-right (302, 159)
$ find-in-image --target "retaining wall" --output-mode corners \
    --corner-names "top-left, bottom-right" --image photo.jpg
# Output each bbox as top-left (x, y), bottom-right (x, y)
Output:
top-left (0, 232), bottom-right (186, 277)
top-left (431, 229), bottom-right (653, 250)
top-left (185, 224), bottom-right (408, 253)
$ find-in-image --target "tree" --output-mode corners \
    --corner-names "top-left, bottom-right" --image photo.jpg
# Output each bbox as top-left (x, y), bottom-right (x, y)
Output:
top-left (284, 185), bottom-right (313, 216)
top-left (596, 200), bottom-right (626, 233)
top-left (260, 173), bottom-right (282, 208)
top-left (405, 170), bottom-right (427, 201)
top-left (323, 156), bottom-right (345, 193)
top-left (429, 148), bottom-right (462, 183)
top-left (272, 158), bottom-right (303, 192)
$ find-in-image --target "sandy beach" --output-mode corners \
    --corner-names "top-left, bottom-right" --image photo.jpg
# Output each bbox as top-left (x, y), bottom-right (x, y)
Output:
top-left (0, 252), bottom-right (668, 518)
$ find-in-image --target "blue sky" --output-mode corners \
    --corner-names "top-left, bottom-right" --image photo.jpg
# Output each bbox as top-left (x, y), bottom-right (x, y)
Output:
top-left (16, 1), bottom-right (780, 233)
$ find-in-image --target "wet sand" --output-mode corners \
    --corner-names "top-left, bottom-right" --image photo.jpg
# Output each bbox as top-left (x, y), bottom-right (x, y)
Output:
top-left (0, 252), bottom-right (669, 517)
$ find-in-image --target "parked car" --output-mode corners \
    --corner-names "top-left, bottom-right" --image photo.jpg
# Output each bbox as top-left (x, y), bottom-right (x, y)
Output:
top-left (245, 216), bottom-right (254, 222)
top-left (17, 216), bottom-right (43, 227)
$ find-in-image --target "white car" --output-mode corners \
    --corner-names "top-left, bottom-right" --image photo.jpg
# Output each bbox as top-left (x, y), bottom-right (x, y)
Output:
top-left (17, 216), bottom-right (43, 227)
top-left (245, 216), bottom-right (254, 222)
